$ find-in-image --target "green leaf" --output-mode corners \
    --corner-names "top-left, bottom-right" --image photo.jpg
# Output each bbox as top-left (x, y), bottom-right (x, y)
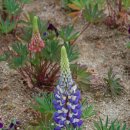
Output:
top-left (104, 68), bottom-right (123, 96)
top-left (64, 43), bottom-right (79, 62)
top-left (4, 0), bottom-right (20, 15)
top-left (83, 2), bottom-right (104, 23)
top-left (41, 40), bottom-right (60, 62)
top-left (33, 93), bottom-right (55, 113)
top-left (0, 51), bottom-right (10, 61)
top-left (59, 25), bottom-right (79, 43)
top-left (71, 64), bottom-right (91, 90)
top-left (0, 17), bottom-right (16, 34)
top-left (82, 105), bottom-right (95, 119)
top-left (9, 42), bottom-right (28, 68)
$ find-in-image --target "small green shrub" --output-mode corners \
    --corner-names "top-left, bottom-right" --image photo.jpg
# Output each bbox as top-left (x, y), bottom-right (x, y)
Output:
top-left (30, 94), bottom-right (94, 129)
top-left (104, 68), bottom-right (123, 96)
top-left (31, 93), bottom-right (55, 128)
top-left (0, 15), bottom-right (90, 91)
top-left (82, 99), bottom-right (96, 119)
top-left (68, 0), bottom-right (104, 23)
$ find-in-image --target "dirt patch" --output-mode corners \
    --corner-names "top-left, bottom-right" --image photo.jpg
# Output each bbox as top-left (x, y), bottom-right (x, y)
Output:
top-left (0, 0), bottom-right (130, 129)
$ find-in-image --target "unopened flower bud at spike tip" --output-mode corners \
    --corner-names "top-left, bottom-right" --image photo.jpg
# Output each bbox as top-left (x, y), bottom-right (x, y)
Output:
top-left (33, 16), bottom-right (39, 33)
top-left (61, 46), bottom-right (70, 74)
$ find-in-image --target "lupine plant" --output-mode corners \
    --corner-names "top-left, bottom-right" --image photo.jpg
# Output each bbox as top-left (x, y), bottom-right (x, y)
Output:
top-left (104, 68), bottom-right (123, 96)
top-left (29, 46), bottom-right (94, 130)
top-left (0, 15), bottom-right (90, 91)
top-left (64, 0), bottom-right (104, 44)
top-left (53, 46), bottom-right (83, 130)
top-left (67, 0), bottom-right (104, 23)
top-left (65, 0), bottom-right (129, 30)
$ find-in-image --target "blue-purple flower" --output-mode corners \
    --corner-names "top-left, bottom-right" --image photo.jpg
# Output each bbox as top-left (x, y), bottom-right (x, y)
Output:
top-left (53, 46), bottom-right (83, 130)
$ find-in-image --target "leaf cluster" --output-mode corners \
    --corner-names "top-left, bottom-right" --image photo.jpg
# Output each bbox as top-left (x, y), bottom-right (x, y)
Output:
top-left (94, 116), bottom-right (130, 130)
top-left (68, 0), bottom-right (104, 23)
top-left (29, 93), bottom-right (55, 130)
top-left (0, 0), bottom-right (31, 34)
top-left (104, 68), bottom-right (123, 96)
top-left (0, 14), bottom-right (91, 90)
top-left (82, 98), bottom-right (96, 119)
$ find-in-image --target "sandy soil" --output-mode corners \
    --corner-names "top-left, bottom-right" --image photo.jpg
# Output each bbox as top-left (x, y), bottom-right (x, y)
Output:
top-left (0, 0), bottom-right (130, 129)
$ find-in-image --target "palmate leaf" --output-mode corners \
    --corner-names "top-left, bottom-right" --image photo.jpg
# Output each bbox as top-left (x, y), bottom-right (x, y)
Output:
top-left (68, 0), bottom-right (105, 22)
top-left (11, 42), bottom-right (28, 55)
top-left (83, 3), bottom-right (104, 23)
top-left (82, 98), bottom-right (95, 119)
top-left (71, 64), bottom-right (91, 90)
top-left (82, 105), bottom-right (95, 119)
top-left (4, 0), bottom-right (20, 15)
top-left (33, 93), bottom-right (55, 113)
top-left (0, 51), bottom-right (10, 61)
top-left (10, 56), bottom-right (27, 68)
top-left (104, 68), bottom-right (123, 96)
top-left (59, 25), bottom-right (79, 43)
top-left (64, 43), bottom-right (79, 62)
top-left (32, 93), bottom-right (55, 125)
top-left (9, 42), bottom-right (28, 68)
top-left (0, 17), bottom-right (16, 34)
top-left (41, 40), bottom-right (60, 62)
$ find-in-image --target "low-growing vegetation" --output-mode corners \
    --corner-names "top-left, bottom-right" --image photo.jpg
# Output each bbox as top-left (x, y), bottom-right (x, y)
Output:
top-left (0, 0), bottom-right (130, 129)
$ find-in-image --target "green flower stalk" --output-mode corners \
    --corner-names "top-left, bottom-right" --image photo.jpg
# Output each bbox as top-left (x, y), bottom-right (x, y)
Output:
top-left (28, 16), bottom-right (45, 52)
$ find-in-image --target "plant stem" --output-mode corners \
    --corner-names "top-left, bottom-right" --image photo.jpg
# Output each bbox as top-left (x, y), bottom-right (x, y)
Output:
top-left (71, 23), bottom-right (90, 44)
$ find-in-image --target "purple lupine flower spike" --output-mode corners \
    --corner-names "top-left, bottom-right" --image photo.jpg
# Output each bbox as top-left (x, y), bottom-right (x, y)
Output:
top-left (53, 46), bottom-right (83, 129)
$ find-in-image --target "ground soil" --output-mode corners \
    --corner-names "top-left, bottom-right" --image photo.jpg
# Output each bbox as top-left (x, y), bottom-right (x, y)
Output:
top-left (0, 0), bottom-right (130, 129)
